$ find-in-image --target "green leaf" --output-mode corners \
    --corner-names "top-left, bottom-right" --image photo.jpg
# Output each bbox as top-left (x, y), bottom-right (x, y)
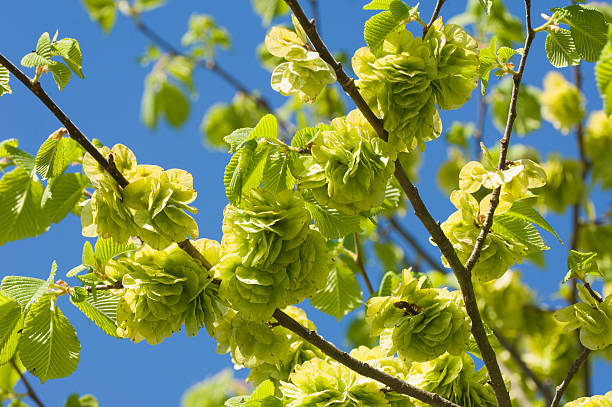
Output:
top-left (262, 150), bottom-right (292, 193)
top-left (20, 296), bottom-right (80, 382)
top-left (304, 199), bottom-right (362, 239)
top-left (65, 393), bottom-right (99, 407)
top-left (35, 134), bottom-right (67, 180)
top-left (35, 32), bottom-right (52, 60)
top-left (250, 0), bottom-right (289, 26)
top-left (479, 0), bottom-right (493, 14)
top-left (559, 5), bottom-right (608, 62)
top-left (41, 173), bottom-right (89, 224)
top-left (479, 36), bottom-right (498, 96)
top-left (250, 114), bottom-right (278, 141)
top-left (81, 0), bottom-right (117, 33)
top-left (94, 237), bottom-right (135, 266)
top-left (0, 65), bottom-right (11, 97)
top-left (0, 261), bottom-right (56, 312)
top-left (310, 258), bottom-right (362, 320)
top-left (491, 78), bottom-right (541, 135)
top-left (224, 140), bottom-right (268, 205)
top-left (49, 63), bottom-right (72, 91)
top-left (70, 287), bottom-right (88, 304)
top-left (3, 145), bottom-right (35, 174)
top-left (0, 357), bottom-right (21, 392)
top-left (158, 81), bottom-right (190, 128)
top-left (364, 1), bottom-right (416, 57)
top-left (71, 291), bottom-right (120, 338)
top-left (182, 370), bottom-right (235, 407)
top-left (51, 38), bottom-right (84, 79)
top-left (595, 38), bottom-right (612, 115)
top-left (250, 380), bottom-right (275, 400)
top-left (492, 214), bottom-right (549, 254)
top-left (20, 53), bottom-right (51, 68)
top-left (506, 200), bottom-right (562, 243)
top-left (378, 271), bottom-right (400, 297)
top-left (545, 29), bottom-right (581, 68)
top-left (564, 250), bottom-right (601, 283)
top-left (496, 46), bottom-right (520, 63)
top-left (224, 128), bottom-right (254, 153)
top-left (291, 127), bottom-right (319, 149)
top-left (82, 241), bottom-right (96, 268)
top-left (363, 0), bottom-right (393, 10)
top-left (0, 296), bottom-right (22, 365)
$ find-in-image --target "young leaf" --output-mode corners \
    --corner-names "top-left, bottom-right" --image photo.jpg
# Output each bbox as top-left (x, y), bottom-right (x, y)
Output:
top-left (65, 393), bottom-right (99, 407)
top-left (35, 32), bottom-right (52, 60)
top-left (559, 5), bottom-right (608, 62)
top-left (310, 258), bottom-right (362, 320)
top-left (20, 296), bottom-right (80, 382)
top-left (378, 271), bottom-right (400, 297)
top-left (0, 296), bottom-right (22, 364)
top-left (224, 128), bottom-right (254, 153)
top-left (250, 114), bottom-right (278, 141)
top-left (0, 65), bottom-right (11, 96)
top-left (51, 38), bottom-right (84, 79)
top-left (94, 237), bottom-right (136, 266)
top-left (545, 29), bottom-right (581, 68)
top-left (20, 53), bottom-right (51, 68)
top-left (506, 200), bottom-right (562, 243)
top-left (49, 62), bottom-right (72, 91)
top-left (71, 291), bottom-right (120, 338)
top-left (41, 173), bottom-right (89, 224)
top-left (492, 214), bottom-right (549, 254)
top-left (479, 0), bottom-right (493, 14)
top-left (564, 250), bottom-right (601, 283)
top-left (478, 36), bottom-right (498, 95)
top-left (364, 1), bottom-right (415, 57)
top-left (303, 198), bottom-right (362, 239)
top-left (3, 144), bottom-right (35, 174)
top-left (81, 0), bottom-right (117, 33)
top-left (35, 133), bottom-right (67, 179)
top-left (0, 262), bottom-right (56, 312)
top-left (262, 150), bottom-right (292, 193)
top-left (595, 35), bottom-right (612, 115)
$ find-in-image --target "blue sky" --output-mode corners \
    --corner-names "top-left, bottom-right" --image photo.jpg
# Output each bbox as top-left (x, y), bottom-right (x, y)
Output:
top-left (0, 0), bottom-right (610, 405)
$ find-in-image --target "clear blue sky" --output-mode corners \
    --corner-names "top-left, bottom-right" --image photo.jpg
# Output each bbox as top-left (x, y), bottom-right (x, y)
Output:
top-left (0, 0), bottom-right (610, 405)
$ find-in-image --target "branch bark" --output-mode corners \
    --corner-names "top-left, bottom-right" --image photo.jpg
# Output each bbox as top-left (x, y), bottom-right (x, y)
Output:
top-left (11, 359), bottom-right (45, 407)
top-left (550, 348), bottom-right (591, 407)
top-left (272, 309), bottom-right (461, 407)
top-left (423, 0), bottom-right (446, 37)
top-left (282, 1), bottom-right (512, 404)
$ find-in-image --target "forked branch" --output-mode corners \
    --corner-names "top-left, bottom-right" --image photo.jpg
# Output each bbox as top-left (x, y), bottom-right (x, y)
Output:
top-left (282, 1), bottom-right (512, 405)
top-left (11, 359), bottom-right (45, 407)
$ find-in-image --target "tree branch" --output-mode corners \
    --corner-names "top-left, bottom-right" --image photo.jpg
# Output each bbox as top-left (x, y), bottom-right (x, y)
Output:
top-left (11, 359), bottom-right (45, 407)
top-left (423, 0), bottom-right (446, 37)
top-left (282, 1), bottom-right (512, 404)
top-left (550, 347), bottom-right (591, 407)
top-left (492, 327), bottom-right (553, 404)
top-left (388, 216), bottom-right (445, 273)
top-left (131, 17), bottom-right (294, 135)
top-left (463, 0), bottom-right (535, 276)
top-left (272, 309), bottom-right (460, 407)
top-left (0, 52), bottom-right (211, 273)
top-left (353, 233), bottom-right (374, 295)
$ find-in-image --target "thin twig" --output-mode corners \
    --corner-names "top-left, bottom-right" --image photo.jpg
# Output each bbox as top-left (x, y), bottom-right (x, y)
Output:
top-left (86, 281), bottom-right (123, 292)
top-left (281, 1), bottom-right (512, 404)
top-left (353, 233), bottom-right (374, 295)
top-left (550, 348), bottom-right (591, 407)
top-left (10, 359), bottom-right (45, 407)
top-left (388, 217), bottom-right (445, 273)
top-left (492, 327), bottom-right (553, 404)
top-left (0, 52), bottom-right (211, 273)
top-left (272, 309), bottom-right (460, 407)
top-left (463, 0), bottom-right (535, 278)
top-left (423, 0), bottom-right (447, 36)
top-left (131, 17), bottom-right (294, 135)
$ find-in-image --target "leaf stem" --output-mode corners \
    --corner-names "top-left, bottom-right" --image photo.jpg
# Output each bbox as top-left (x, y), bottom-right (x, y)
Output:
top-left (353, 232), bottom-right (374, 295)
top-left (131, 17), bottom-right (295, 135)
top-left (272, 309), bottom-right (461, 407)
top-left (422, 0), bottom-right (446, 37)
top-left (281, 1), bottom-right (512, 404)
top-left (10, 359), bottom-right (45, 407)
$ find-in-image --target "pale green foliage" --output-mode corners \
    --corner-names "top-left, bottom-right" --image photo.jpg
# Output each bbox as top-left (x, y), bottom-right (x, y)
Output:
top-left (366, 271), bottom-right (471, 362)
top-left (81, 0), bottom-right (117, 32)
top-left (215, 306), bottom-right (323, 386)
top-left (540, 72), bottom-right (585, 134)
top-left (0, 65), bottom-right (11, 96)
top-left (266, 23), bottom-right (337, 103)
top-left (181, 370), bottom-right (244, 407)
top-left (596, 28), bottom-right (612, 115)
top-left (115, 239), bottom-right (221, 344)
top-left (537, 153), bottom-right (584, 214)
top-left (217, 189), bottom-right (329, 321)
top-left (564, 250), bottom-right (602, 284)
top-left (563, 392), bottom-right (612, 406)
top-left (141, 65), bottom-right (191, 129)
top-left (81, 144), bottom-right (199, 249)
top-left (251, 0), bottom-right (289, 26)
top-left (182, 14), bottom-right (231, 60)
top-left (294, 110), bottom-right (396, 215)
top-left (64, 393), bottom-right (99, 407)
top-left (555, 284), bottom-right (612, 350)
top-left (490, 77), bottom-right (541, 135)
top-left (362, 0), bottom-right (419, 57)
top-left (585, 111), bottom-right (612, 188)
top-left (353, 19), bottom-right (478, 152)
top-left (408, 353), bottom-right (496, 407)
top-left (280, 358), bottom-right (389, 407)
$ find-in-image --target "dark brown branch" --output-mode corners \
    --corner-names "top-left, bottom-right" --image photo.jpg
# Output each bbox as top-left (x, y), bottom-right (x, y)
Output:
top-left (272, 309), bottom-right (460, 407)
top-left (583, 282), bottom-right (603, 303)
top-left (0, 52), bottom-right (210, 273)
top-left (423, 0), bottom-right (446, 37)
top-left (492, 327), bottom-right (553, 404)
top-left (87, 281), bottom-right (123, 292)
top-left (132, 18), bottom-right (294, 135)
top-left (309, 0), bottom-right (321, 34)
top-left (550, 348), bottom-right (591, 407)
top-left (282, 1), bottom-right (511, 404)
top-left (388, 216), bottom-right (445, 273)
top-left (11, 359), bottom-right (45, 407)
top-left (353, 233), bottom-right (374, 295)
